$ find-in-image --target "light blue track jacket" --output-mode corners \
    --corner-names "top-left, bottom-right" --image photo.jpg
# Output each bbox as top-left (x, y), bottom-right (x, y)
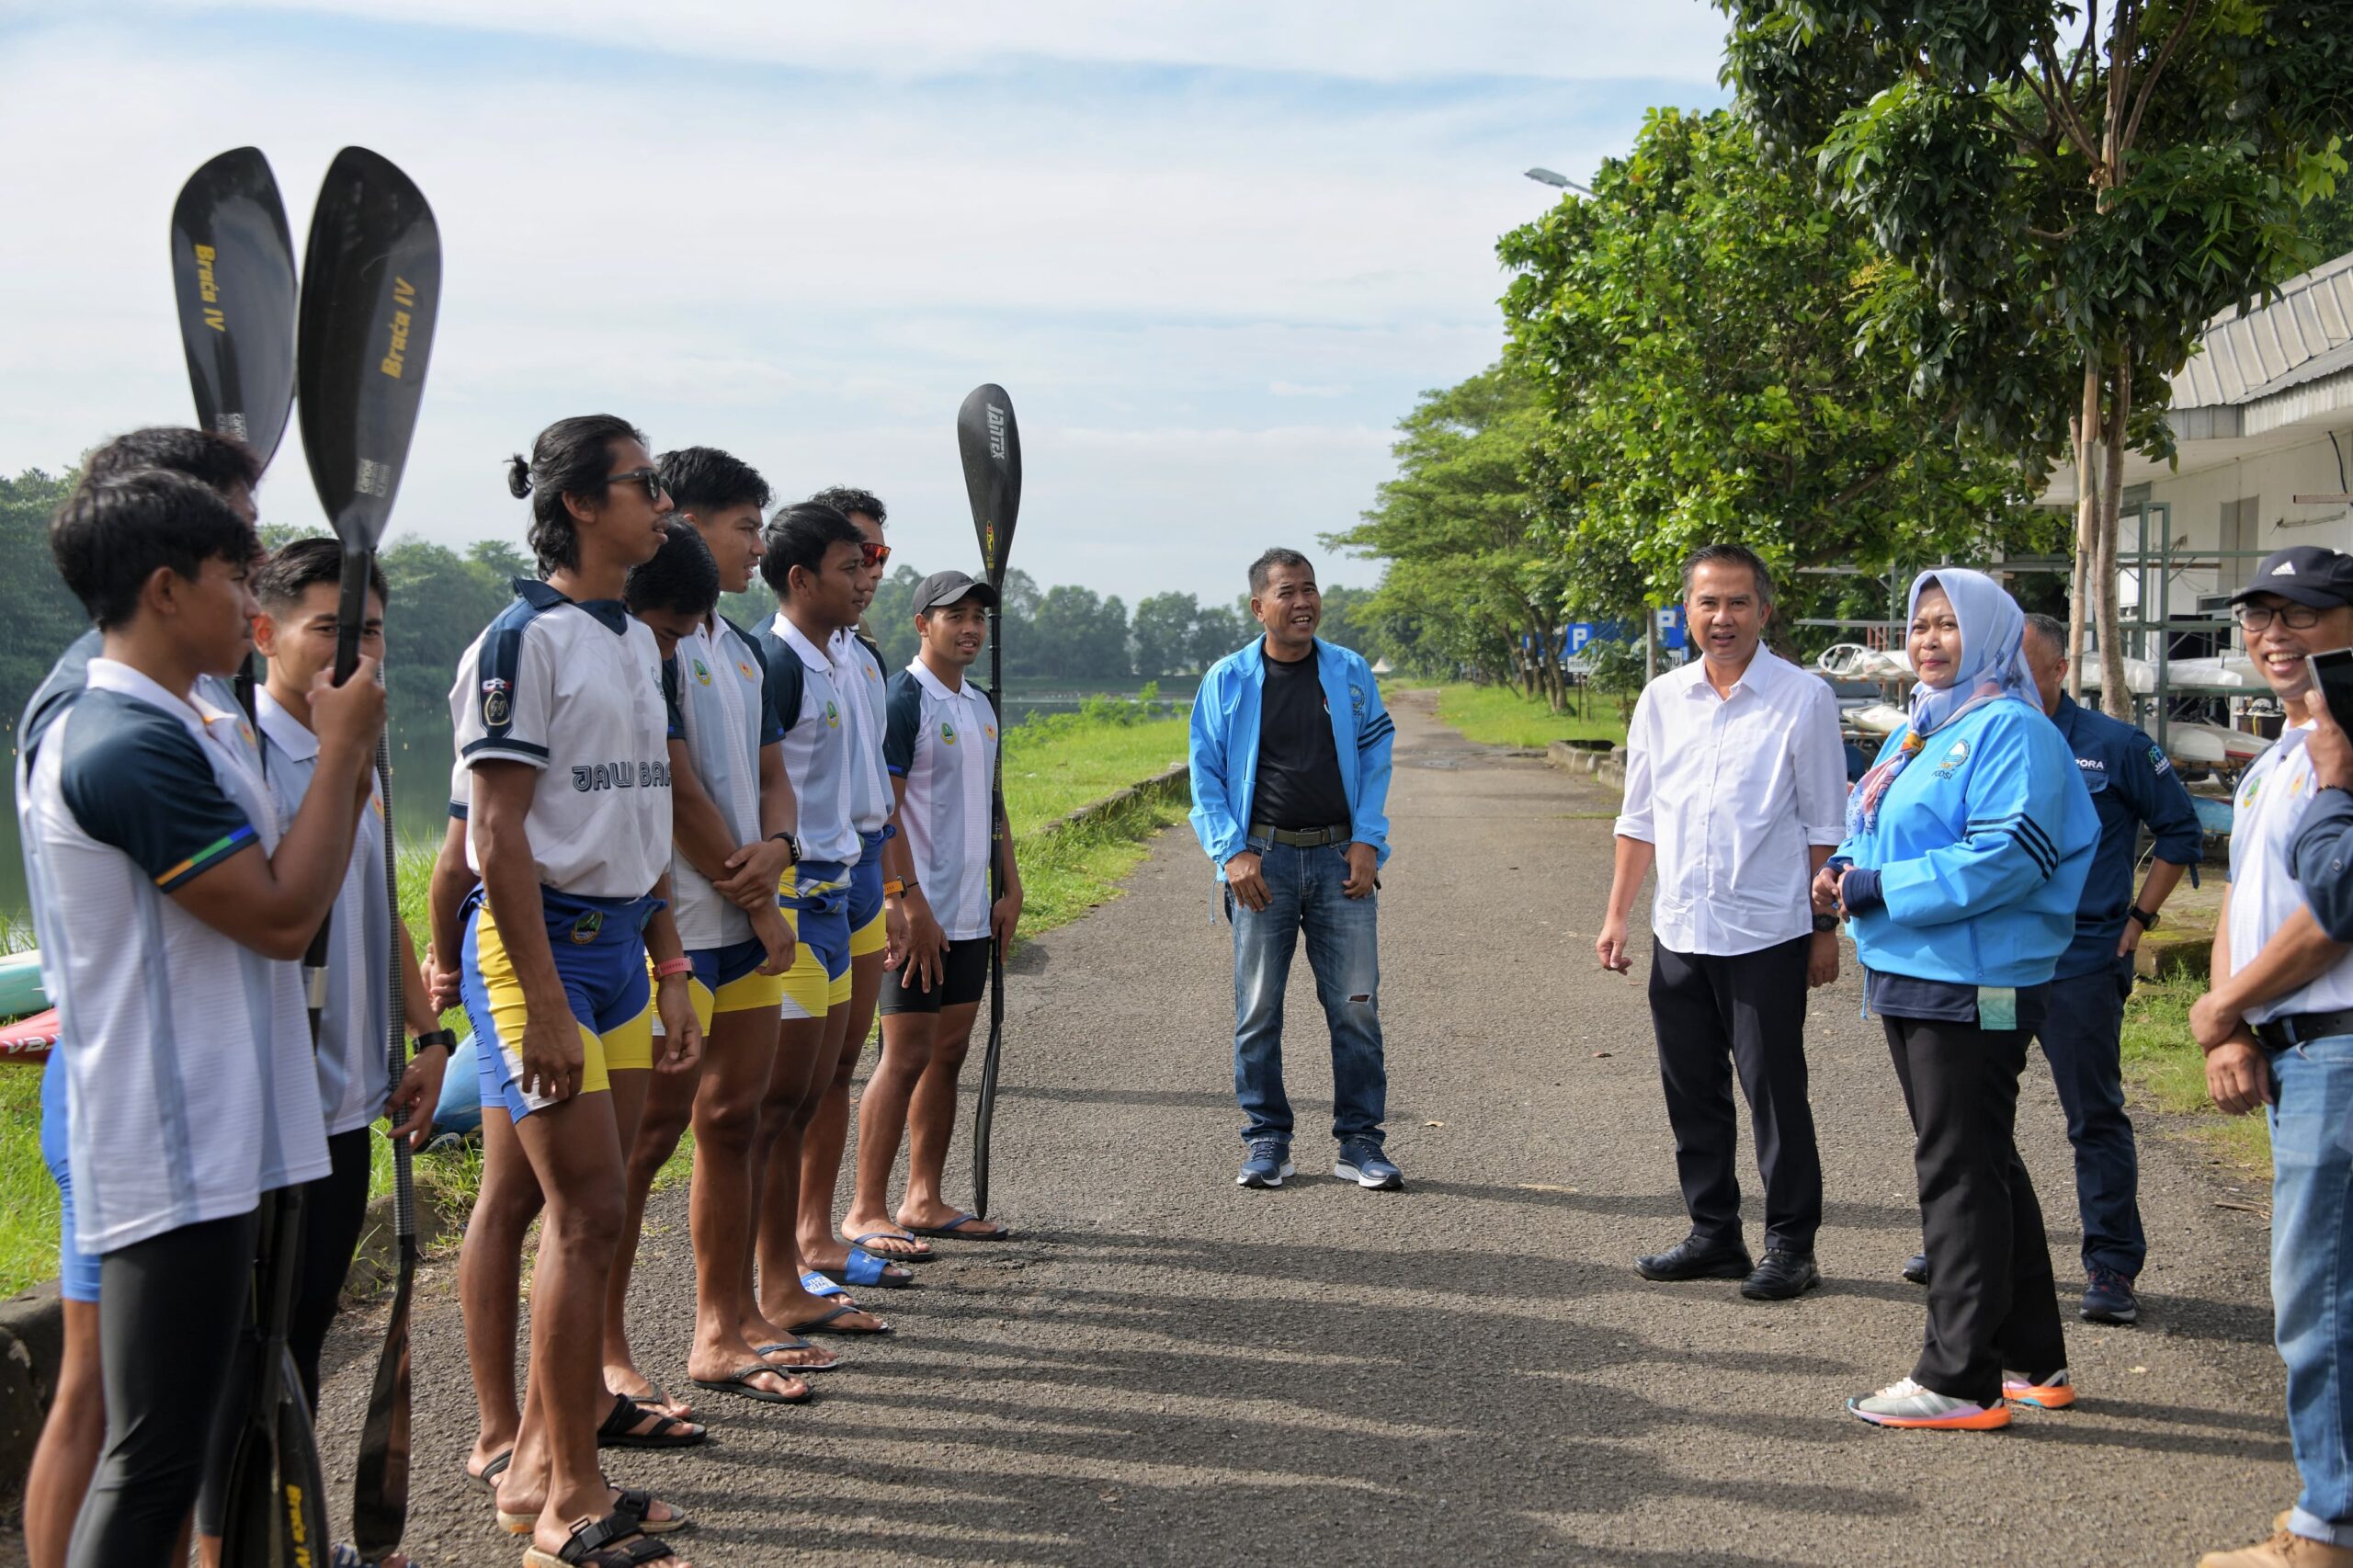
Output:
top-left (1837, 698), bottom-right (2098, 987)
top-left (1188, 638), bottom-right (1394, 876)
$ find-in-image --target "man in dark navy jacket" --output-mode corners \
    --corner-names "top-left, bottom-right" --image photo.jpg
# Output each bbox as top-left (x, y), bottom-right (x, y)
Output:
top-left (1917, 612), bottom-right (2197, 1328)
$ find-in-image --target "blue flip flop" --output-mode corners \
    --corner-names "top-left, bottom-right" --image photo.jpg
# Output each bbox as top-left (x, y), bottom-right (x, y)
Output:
top-left (821, 1248), bottom-right (915, 1290)
top-left (801, 1269), bottom-right (849, 1300)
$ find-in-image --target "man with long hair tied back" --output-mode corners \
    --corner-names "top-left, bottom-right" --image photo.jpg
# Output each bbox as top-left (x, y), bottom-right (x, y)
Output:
top-left (1817, 567), bottom-right (2097, 1431)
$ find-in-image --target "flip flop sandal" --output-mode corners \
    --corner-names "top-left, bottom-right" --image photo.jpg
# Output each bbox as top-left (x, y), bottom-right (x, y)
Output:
top-left (465, 1448), bottom-right (514, 1494)
top-left (754, 1336), bottom-right (841, 1373)
top-left (595, 1390), bottom-right (706, 1449)
top-left (789, 1302), bottom-right (892, 1336)
top-left (800, 1269), bottom-right (853, 1301)
top-left (521, 1511), bottom-right (679, 1567)
top-left (847, 1228), bottom-right (932, 1261)
top-left (905, 1211), bottom-right (1014, 1241)
top-left (503, 1486), bottom-right (698, 1538)
top-left (691, 1364), bottom-right (812, 1405)
top-left (820, 1248), bottom-right (915, 1290)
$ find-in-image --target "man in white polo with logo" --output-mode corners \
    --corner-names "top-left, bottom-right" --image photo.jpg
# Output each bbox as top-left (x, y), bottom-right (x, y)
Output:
top-left (1597, 542), bottom-right (1846, 1302)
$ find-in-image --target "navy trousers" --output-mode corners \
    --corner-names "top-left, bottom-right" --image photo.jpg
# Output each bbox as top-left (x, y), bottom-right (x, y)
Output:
top-left (2030, 958), bottom-right (2146, 1278)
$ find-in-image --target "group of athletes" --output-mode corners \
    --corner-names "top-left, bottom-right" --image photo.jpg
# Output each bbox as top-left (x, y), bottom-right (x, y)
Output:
top-left (21, 415), bottom-right (1019, 1568)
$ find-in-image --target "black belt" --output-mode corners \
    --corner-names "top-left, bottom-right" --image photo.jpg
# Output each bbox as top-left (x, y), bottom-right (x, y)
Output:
top-left (2255, 1009), bottom-right (2353, 1051)
top-left (1250, 822), bottom-right (1350, 848)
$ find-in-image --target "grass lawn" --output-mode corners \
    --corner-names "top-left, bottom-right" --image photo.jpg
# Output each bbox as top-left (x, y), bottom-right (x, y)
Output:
top-left (1425, 682), bottom-right (1630, 750)
top-left (2120, 975), bottom-right (2271, 1175)
top-left (0, 705), bottom-right (1197, 1294)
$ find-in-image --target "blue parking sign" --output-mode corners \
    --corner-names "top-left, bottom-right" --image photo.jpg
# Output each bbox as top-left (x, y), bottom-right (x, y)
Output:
top-left (1655, 606), bottom-right (1687, 650)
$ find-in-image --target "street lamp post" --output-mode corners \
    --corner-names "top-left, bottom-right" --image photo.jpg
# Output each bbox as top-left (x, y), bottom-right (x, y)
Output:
top-left (1524, 167), bottom-right (1597, 198)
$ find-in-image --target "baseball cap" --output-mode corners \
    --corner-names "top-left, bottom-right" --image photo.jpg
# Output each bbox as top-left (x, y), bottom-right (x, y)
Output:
top-left (912, 569), bottom-right (998, 616)
top-left (2230, 546), bottom-right (2353, 608)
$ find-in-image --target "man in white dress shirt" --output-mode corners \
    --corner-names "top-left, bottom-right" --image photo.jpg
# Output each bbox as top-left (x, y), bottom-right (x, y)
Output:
top-left (1597, 543), bottom-right (1846, 1301)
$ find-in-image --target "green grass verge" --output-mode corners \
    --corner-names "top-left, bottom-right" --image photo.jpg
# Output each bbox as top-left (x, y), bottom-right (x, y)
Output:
top-left (2120, 974), bottom-right (2272, 1175)
top-left (1427, 682), bottom-right (1629, 750)
top-left (0, 705), bottom-right (1195, 1294)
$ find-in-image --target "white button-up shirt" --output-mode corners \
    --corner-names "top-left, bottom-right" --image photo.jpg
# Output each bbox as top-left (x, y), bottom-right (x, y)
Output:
top-left (1614, 647), bottom-right (1847, 957)
top-left (2229, 723), bottom-right (2353, 1024)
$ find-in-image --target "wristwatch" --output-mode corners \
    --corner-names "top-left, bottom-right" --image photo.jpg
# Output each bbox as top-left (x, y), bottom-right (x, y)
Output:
top-left (413, 1028), bottom-right (458, 1056)
top-left (768, 830), bottom-right (801, 863)
top-left (2129, 905), bottom-right (2161, 932)
top-left (1812, 915), bottom-right (1839, 934)
top-left (885, 878), bottom-right (920, 899)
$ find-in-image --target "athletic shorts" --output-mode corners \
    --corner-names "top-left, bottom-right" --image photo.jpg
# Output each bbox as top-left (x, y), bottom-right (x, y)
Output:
top-left (880, 935), bottom-right (993, 1016)
top-left (848, 829), bottom-right (889, 960)
top-left (40, 1064), bottom-right (99, 1303)
top-left (463, 885), bottom-right (656, 1120)
top-left (781, 860), bottom-right (855, 1017)
top-left (657, 936), bottom-right (784, 1033)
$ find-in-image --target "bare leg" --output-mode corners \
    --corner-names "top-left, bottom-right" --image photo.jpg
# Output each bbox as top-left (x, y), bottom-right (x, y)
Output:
top-left (802, 947), bottom-right (912, 1268)
top-left (842, 1009), bottom-right (938, 1248)
top-left (460, 1106), bottom-right (543, 1478)
top-left (600, 1065), bottom-right (688, 1415)
top-left (25, 1300), bottom-right (103, 1568)
top-left (753, 1008), bottom-right (882, 1332)
top-left (900, 1000), bottom-right (1006, 1233)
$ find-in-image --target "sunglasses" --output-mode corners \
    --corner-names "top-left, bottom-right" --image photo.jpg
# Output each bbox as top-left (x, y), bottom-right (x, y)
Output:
top-left (859, 540), bottom-right (892, 568)
top-left (607, 468), bottom-right (668, 503)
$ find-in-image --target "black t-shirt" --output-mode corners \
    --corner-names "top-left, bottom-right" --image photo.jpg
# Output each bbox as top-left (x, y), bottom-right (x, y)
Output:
top-left (1251, 649), bottom-right (1351, 832)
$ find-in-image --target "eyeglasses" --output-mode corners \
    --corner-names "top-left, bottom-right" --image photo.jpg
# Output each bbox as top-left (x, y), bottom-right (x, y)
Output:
top-left (859, 540), bottom-right (892, 568)
top-left (607, 468), bottom-right (668, 503)
top-left (2237, 604), bottom-right (2325, 631)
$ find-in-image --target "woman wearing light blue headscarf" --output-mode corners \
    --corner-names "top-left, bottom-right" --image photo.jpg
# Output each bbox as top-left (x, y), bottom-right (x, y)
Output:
top-left (1816, 568), bottom-right (2098, 1431)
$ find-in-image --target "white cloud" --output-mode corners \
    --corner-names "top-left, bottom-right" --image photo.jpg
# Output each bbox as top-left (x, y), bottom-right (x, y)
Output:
top-left (0, 5), bottom-right (1722, 606)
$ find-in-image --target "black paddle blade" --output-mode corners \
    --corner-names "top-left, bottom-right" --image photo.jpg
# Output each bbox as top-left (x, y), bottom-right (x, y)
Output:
top-left (274, 1354), bottom-right (330, 1568)
top-left (348, 1244), bottom-right (413, 1561)
top-left (956, 384), bottom-right (1022, 589)
top-left (297, 146), bottom-right (440, 554)
top-left (170, 148), bottom-right (297, 469)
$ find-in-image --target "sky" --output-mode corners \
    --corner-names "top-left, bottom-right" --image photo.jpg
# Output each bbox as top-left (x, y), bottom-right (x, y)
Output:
top-left (0, 3), bottom-right (1729, 608)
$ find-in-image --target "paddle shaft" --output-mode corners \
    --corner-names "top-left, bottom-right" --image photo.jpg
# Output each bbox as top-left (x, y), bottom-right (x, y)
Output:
top-left (972, 613), bottom-right (1007, 1220)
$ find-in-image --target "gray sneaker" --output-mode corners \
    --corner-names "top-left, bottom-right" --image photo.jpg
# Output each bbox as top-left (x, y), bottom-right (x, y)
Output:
top-left (1335, 1141), bottom-right (1404, 1190)
top-left (1846, 1376), bottom-right (2010, 1430)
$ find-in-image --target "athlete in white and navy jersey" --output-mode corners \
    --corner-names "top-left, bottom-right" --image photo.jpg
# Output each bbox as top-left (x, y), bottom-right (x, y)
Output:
top-left (846, 569), bottom-right (1023, 1248)
top-left (743, 500), bottom-right (894, 1336)
top-left (453, 421), bottom-right (703, 1562)
top-left (25, 471), bottom-right (381, 1567)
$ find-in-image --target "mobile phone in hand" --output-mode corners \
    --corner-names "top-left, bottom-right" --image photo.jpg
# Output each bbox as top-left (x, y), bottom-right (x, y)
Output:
top-left (2308, 648), bottom-right (2353, 735)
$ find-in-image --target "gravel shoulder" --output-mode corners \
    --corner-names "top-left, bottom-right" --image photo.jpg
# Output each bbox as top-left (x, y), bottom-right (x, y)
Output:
top-left (313, 687), bottom-right (2288, 1566)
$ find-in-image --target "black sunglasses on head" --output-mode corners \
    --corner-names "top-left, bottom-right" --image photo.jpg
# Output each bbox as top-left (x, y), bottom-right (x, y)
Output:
top-left (607, 467), bottom-right (668, 503)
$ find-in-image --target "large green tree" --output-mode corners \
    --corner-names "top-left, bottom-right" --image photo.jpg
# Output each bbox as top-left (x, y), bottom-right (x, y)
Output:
top-left (1497, 107), bottom-right (2052, 653)
top-left (0, 470), bottom-right (88, 747)
top-left (1721, 0), bottom-right (2353, 711)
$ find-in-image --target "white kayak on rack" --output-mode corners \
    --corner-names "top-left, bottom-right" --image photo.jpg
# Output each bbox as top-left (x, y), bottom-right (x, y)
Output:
top-left (1817, 644), bottom-right (1912, 681)
top-left (2067, 653), bottom-right (2159, 694)
top-left (2164, 721), bottom-right (2273, 767)
top-left (2156, 654), bottom-right (2264, 688)
top-left (1850, 702), bottom-right (1910, 737)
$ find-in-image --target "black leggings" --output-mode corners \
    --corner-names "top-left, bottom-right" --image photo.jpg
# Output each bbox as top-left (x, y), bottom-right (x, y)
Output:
top-left (66, 1207), bottom-right (259, 1568)
top-left (195, 1128), bottom-right (375, 1537)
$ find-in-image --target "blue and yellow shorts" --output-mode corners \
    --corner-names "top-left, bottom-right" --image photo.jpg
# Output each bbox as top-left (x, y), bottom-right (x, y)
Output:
top-left (658, 936), bottom-right (786, 1032)
top-left (782, 860), bottom-right (855, 1017)
top-left (463, 885), bottom-right (656, 1120)
top-left (847, 829), bottom-right (889, 960)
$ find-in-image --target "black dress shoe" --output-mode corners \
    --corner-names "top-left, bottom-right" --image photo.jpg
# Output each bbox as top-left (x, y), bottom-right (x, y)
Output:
top-left (1741, 1249), bottom-right (1822, 1301)
top-left (1635, 1235), bottom-right (1754, 1282)
top-left (1902, 1252), bottom-right (1930, 1285)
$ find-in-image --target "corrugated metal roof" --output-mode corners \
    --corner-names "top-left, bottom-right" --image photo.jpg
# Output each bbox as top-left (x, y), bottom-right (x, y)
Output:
top-left (2175, 250), bottom-right (2353, 409)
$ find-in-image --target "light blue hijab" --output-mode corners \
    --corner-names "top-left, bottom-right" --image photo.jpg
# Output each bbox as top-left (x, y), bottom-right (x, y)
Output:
top-left (1847, 567), bottom-right (2036, 835)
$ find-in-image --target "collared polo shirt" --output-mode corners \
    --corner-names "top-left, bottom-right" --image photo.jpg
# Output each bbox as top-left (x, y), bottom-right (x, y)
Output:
top-left (2230, 724), bottom-right (2353, 1024)
top-left (883, 657), bottom-right (999, 941)
top-left (831, 629), bottom-right (894, 837)
top-left (665, 615), bottom-right (781, 949)
top-left (1614, 647), bottom-right (1847, 956)
top-left (753, 611), bottom-right (860, 868)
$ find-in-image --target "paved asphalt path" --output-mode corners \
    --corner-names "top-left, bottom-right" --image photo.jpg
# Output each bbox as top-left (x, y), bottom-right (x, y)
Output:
top-left (313, 690), bottom-right (2291, 1566)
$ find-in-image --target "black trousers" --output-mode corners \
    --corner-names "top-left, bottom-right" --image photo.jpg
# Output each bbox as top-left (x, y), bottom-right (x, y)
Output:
top-left (1884, 1014), bottom-right (2068, 1404)
top-left (1647, 936), bottom-right (1823, 1253)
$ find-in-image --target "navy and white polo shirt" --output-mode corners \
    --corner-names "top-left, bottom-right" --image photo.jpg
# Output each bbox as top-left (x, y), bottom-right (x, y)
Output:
top-left (831, 629), bottom-right (894, 836)
top-left (20, 659), bottom-right (326, 1254)
top-left (666, 614), bottom-right (783, 949)
top-left (449, 580), bottom-right (675, 899)
top-left (257, 689), bottom-right (392, 1136)
top-left (752, 612), bottom-right (859, 869)
top-left (883, 658), bottom-right (999, 941)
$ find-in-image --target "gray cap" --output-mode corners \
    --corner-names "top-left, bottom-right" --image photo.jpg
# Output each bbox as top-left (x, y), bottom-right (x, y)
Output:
top-left (913, 569), bottom-right (997, 615)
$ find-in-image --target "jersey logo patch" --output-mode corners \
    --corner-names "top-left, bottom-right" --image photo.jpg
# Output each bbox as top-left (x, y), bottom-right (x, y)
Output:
top-left (824, 699), bottom-right (841, 729)
top-left (941, 722), bottom-right (958, 745)
top-left (482, 676), bottom-right (512, 729)
top-left (569, 909), bottom-right (604, 944)
top-left (736, 661), bottom-right (757, 682)
top-left (1932, 737), bottom-right (1970, 778)
top-left (692, 658), bottom-right (712, 687)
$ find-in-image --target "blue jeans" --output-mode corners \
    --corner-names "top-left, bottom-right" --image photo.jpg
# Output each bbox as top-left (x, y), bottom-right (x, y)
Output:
top-left (2272, 1033), bottom-right (2353, 1546)
top-left (2033, 960), bottom-right (2145, 1278)
top-left (1229, 838), bottom-right (1385, 1148)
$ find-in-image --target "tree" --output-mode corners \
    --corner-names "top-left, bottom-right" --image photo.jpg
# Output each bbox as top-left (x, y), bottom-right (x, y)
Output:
top-left (1131, 590), bottom-right (1199, 679)
top-left (1496, 108), bottom-right (2053, 664)
top-left (1721, 0), bottom-right (2353, 711)
top-left (1029, 584), bottom-right (1131, 680)
top-left (1190, 603), bottom-right (1249, 671)
top-left (0, 470), bottom-right (88, 744)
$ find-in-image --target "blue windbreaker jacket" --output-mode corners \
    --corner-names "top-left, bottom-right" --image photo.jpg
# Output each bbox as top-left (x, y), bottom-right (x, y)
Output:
top-left (1837, 697), bottom-right (2099, 988)
top-left (1188, 638), bottom-right (1394, 876)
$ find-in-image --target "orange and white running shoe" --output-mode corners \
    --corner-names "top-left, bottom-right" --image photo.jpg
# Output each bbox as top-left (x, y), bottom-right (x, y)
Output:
top-left (1847, 1376), bottom-right (2012, 1430)
top-left (2003, 1370), bottom-right (2076, 1410)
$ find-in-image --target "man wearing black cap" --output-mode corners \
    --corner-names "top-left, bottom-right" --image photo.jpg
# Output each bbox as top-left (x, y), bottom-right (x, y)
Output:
top-left (2187, 545), bottom-right (2353, 1568)
top-left (842, 570), bottom-right (1024, 1245)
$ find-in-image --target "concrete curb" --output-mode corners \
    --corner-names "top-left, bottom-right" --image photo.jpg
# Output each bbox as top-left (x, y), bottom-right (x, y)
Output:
top-left (1038, 760), bottom-right (1190, 836)
top-left (1544, 739), bottom-right (1626, 792)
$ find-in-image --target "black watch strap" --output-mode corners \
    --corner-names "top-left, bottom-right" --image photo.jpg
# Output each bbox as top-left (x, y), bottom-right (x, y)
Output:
top-left (1812, 914), bottom-right (1839, 934)
top-left (414, 1028), bottom-right (458, 1055)
top-left (769, 830), bottom-right (801, 861)
top-left (2129, 905), bottom-right (2159, 930)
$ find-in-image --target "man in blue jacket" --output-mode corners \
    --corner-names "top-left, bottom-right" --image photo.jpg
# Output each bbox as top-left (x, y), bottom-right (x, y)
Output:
top-left (1922, 612), bottom-right (2197, 1327)
top-left (1189, 549), bottom-right (1399, 1191)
